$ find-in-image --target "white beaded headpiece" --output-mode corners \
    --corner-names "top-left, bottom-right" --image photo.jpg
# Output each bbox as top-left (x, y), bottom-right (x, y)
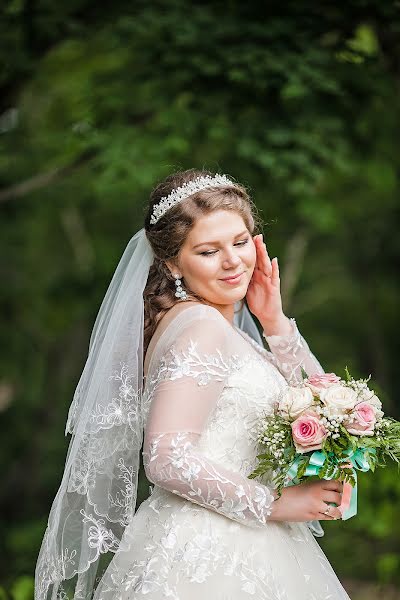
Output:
top-left (150, 173), bottom-right (234, 225)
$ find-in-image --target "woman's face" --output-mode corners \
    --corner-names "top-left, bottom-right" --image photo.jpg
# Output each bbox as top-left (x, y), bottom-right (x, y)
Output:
top-left (168, 209), bottom-right (256, 317)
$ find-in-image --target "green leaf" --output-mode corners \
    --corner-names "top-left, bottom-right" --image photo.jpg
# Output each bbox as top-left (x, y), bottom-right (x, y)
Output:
top-left (300, 367), bottom-right (309, 380)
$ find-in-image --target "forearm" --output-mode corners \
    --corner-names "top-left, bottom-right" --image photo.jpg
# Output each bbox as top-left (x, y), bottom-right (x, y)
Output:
top-left (262, 316), bottom-right (324, 383)
top-left (144, 431), bottom-right (276, 528)
top-left (260, 313), bottom-right (293, 337)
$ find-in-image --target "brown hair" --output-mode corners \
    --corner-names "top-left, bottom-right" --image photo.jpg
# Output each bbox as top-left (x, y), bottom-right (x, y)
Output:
top-left (143, 168), bottom-right (262, 354)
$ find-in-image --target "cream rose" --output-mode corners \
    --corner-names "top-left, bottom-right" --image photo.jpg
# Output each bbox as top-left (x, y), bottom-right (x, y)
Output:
top-left (367, 393), bottom-right (381, 408)
top-left (361, 391), bottom-right (384, 418)
top-left (319, 384), bottom-right (358, 414)
top-left (278, 386), bottom-right (314, 420)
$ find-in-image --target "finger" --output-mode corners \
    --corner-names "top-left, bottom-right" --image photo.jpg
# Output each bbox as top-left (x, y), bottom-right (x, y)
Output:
top-left (254, 235), bottom-right (263, 272)
top-left (258, 238), bottom-right (266, 274)
top-left (319, 513), bottom-right (335, 521)
top-left (271, 257), bottom-right (280, 286)
top-left (256, 236), bottom-right (272, 278)
top-left (319, 504), bottom-right (342, 520)
top-left (319, 511), bottom-right (341, 521)
top-left (322, 480), bottom-right (343, 493)
top-left (250, 268), bottom-right (264, 285)
top-left (262, 241), bottom-right (272, 277)
top-left (322, 491), bottom-right (342, 506)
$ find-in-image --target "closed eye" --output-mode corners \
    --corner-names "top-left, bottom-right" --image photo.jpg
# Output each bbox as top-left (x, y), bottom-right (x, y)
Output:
top-left (199, 238), bottom-right (249, 256)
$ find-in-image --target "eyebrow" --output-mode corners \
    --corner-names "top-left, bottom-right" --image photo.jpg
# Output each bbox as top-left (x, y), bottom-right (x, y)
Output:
top-left (192, 230), bottom-right (249, 250)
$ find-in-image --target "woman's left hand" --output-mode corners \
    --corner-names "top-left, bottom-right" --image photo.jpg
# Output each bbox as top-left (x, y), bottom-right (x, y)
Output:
top-left (246, 234), bottom-right (292, 336)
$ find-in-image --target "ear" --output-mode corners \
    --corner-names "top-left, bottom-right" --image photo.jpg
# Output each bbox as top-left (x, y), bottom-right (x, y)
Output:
top-left (165, 260), bottom-right (181, 278)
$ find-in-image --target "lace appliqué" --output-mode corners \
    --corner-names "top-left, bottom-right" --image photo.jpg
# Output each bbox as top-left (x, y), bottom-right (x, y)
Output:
top-left (154, 340), bottom-right (246, 386)
top-left (141, 340), bottom-right (254, 423)
top-left (90, 363), bottom-right (141, 431)
top-left (36, 362), bottom-right (141, 600)
top-left (263, 318), bottom-right (324, 384)
top-left (82, 510), bottom-right (120, 555)
top-left (143, 432), bottom-right (274, 528)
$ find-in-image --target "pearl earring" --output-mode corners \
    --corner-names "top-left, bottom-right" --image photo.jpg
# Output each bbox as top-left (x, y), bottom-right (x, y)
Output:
top-left (174, 274), bottom-right (188, 301)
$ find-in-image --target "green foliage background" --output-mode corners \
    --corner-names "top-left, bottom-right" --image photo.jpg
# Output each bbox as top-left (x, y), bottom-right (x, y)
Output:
top-left (1, 1), bottom-right (399, 598)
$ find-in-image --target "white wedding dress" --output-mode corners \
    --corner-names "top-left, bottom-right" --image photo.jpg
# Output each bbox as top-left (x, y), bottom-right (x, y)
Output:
top-left (93, 303), bottom-right (351, 600)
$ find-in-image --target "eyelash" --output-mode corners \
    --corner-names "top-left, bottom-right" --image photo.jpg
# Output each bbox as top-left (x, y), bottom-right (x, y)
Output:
top-left (199, 238), bottom-right (249, 256)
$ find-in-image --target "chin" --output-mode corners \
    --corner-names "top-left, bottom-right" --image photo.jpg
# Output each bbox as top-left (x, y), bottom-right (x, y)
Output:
top-left (196, 281), bottom-right (249, 307)
top-left (207, 291), bottom-right (247, 306)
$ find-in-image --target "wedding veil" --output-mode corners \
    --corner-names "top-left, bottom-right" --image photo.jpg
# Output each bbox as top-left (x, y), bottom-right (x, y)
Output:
top-left (35, 229), bottom-right (153, 600)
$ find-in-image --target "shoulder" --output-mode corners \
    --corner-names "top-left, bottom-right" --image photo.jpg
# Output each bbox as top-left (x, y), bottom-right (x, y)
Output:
top-left (149, 303), bottom-right (240, 386)
top-left (172, 301), bottom-right (226, 320)
top-left (165, 302), bottom-right (232, 348)
top-left (158, 302), bottom-right (230, 337)
top-left (145, 302), bottom-right (232, 376)
top-left (145, 303), bottom-right (239, 386)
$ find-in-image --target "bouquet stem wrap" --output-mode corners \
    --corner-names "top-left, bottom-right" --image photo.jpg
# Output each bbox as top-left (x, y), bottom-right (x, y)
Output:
top-left (285, 448), bottom-right (373, 520)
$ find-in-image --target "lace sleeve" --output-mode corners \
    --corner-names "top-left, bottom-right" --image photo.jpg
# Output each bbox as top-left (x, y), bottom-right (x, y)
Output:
top-left (263, 318), bottom-right (324, 384)
top-left (143, 309), bottom-right (276, 528)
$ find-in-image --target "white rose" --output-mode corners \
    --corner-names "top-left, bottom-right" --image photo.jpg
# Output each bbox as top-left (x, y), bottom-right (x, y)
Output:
top-left (368, 393), bottom-right (381, 408)
top-left (319, 384), bottom-right (358, 414)
top-left (278, 386), bottom-right (314, 420)
top-left (362, 391), bottom-right (384, 417)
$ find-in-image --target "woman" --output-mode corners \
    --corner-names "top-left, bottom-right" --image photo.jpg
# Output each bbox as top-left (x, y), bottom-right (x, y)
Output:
top-left (35, 169), bottom-right (350, 599)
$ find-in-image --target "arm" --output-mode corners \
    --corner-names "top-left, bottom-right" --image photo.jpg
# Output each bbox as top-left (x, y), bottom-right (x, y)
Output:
top-left (144, 430), bottom-right (275, 528)
top-left (143, 314), bottom-right (276, 528)
top-left (246, 235), bottom-right (324, 384)
top-left (262, 317), bottom-right (324, 384)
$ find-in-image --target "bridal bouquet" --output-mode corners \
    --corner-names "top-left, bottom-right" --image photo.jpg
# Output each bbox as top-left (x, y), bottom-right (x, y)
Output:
top-left (249, 369), bottom-right (400, 520)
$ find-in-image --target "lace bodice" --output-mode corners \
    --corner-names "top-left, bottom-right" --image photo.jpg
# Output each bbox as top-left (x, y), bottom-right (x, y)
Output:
top-left (141, 304), bottom-right (324, 528)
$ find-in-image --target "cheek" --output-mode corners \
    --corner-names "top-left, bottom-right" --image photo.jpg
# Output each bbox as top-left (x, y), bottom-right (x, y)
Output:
top-left (187, 257), bottom-right (219, 283)
top-left (244, 242), bottom-right (257, 269)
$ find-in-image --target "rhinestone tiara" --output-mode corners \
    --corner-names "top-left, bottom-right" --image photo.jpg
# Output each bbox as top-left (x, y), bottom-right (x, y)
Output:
top-left (150, 173), bottom-right (234, 225)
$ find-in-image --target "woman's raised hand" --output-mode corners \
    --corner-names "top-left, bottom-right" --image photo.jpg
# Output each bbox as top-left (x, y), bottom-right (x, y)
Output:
top-left (246, 234), bottom-right (292, 336)
top-left (269, 479), bottom-right (344, 522)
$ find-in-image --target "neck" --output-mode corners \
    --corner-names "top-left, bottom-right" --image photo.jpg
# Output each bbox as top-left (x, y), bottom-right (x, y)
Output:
top-left (203, 301), bottom-right (235, 325)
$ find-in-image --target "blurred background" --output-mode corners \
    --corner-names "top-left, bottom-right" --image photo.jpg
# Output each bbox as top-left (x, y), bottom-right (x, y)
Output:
top-left (1, 1), bottom-right (399, 599)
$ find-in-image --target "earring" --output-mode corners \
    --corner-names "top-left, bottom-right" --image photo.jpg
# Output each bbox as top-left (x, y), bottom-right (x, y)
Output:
top-left (174, 274), bottom-right (188, 301)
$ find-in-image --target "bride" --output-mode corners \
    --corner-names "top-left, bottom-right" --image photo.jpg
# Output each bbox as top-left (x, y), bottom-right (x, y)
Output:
top-left (35, 169), bottom-right (351, 599)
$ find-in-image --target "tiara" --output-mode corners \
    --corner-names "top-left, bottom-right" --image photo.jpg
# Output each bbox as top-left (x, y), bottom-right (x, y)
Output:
top-left (150, 173), bottom-right (234, 225)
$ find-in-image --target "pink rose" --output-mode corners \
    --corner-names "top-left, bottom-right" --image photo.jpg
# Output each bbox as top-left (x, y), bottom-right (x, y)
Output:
top-left (291, 411), bottom-right (327, 454)
top-left (345, 401), bottom-right (376, 436)
top-left (305, 373), bottom-right (341, 395)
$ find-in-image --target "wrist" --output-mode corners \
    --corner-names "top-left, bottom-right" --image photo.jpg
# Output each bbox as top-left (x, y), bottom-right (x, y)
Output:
top-left (261, 314), bottom-right (292, 337)
top-left (268, 488), bottom-right (287, 521)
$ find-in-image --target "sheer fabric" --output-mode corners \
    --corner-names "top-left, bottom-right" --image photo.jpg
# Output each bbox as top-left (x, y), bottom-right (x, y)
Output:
top-left (92, 304), bottom-right (350, 600)
top-left (143, 312), bottom-right (275, 528)
top-left (34, 230), bottom-right (153, 600)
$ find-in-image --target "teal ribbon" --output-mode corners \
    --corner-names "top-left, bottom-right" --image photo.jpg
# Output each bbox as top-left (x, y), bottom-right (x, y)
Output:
top-left (345, 447), bottom-right (372, 473)
top-left (286, 447), bottom-right (374, 520)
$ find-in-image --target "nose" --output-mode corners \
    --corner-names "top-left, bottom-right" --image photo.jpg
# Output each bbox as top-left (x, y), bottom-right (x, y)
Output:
top-left (222, 247), bottom-right (241, 269)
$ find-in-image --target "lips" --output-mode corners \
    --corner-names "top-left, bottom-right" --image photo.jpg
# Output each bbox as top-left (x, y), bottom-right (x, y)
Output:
top-left (220, 272), bottom-right (244, 282)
